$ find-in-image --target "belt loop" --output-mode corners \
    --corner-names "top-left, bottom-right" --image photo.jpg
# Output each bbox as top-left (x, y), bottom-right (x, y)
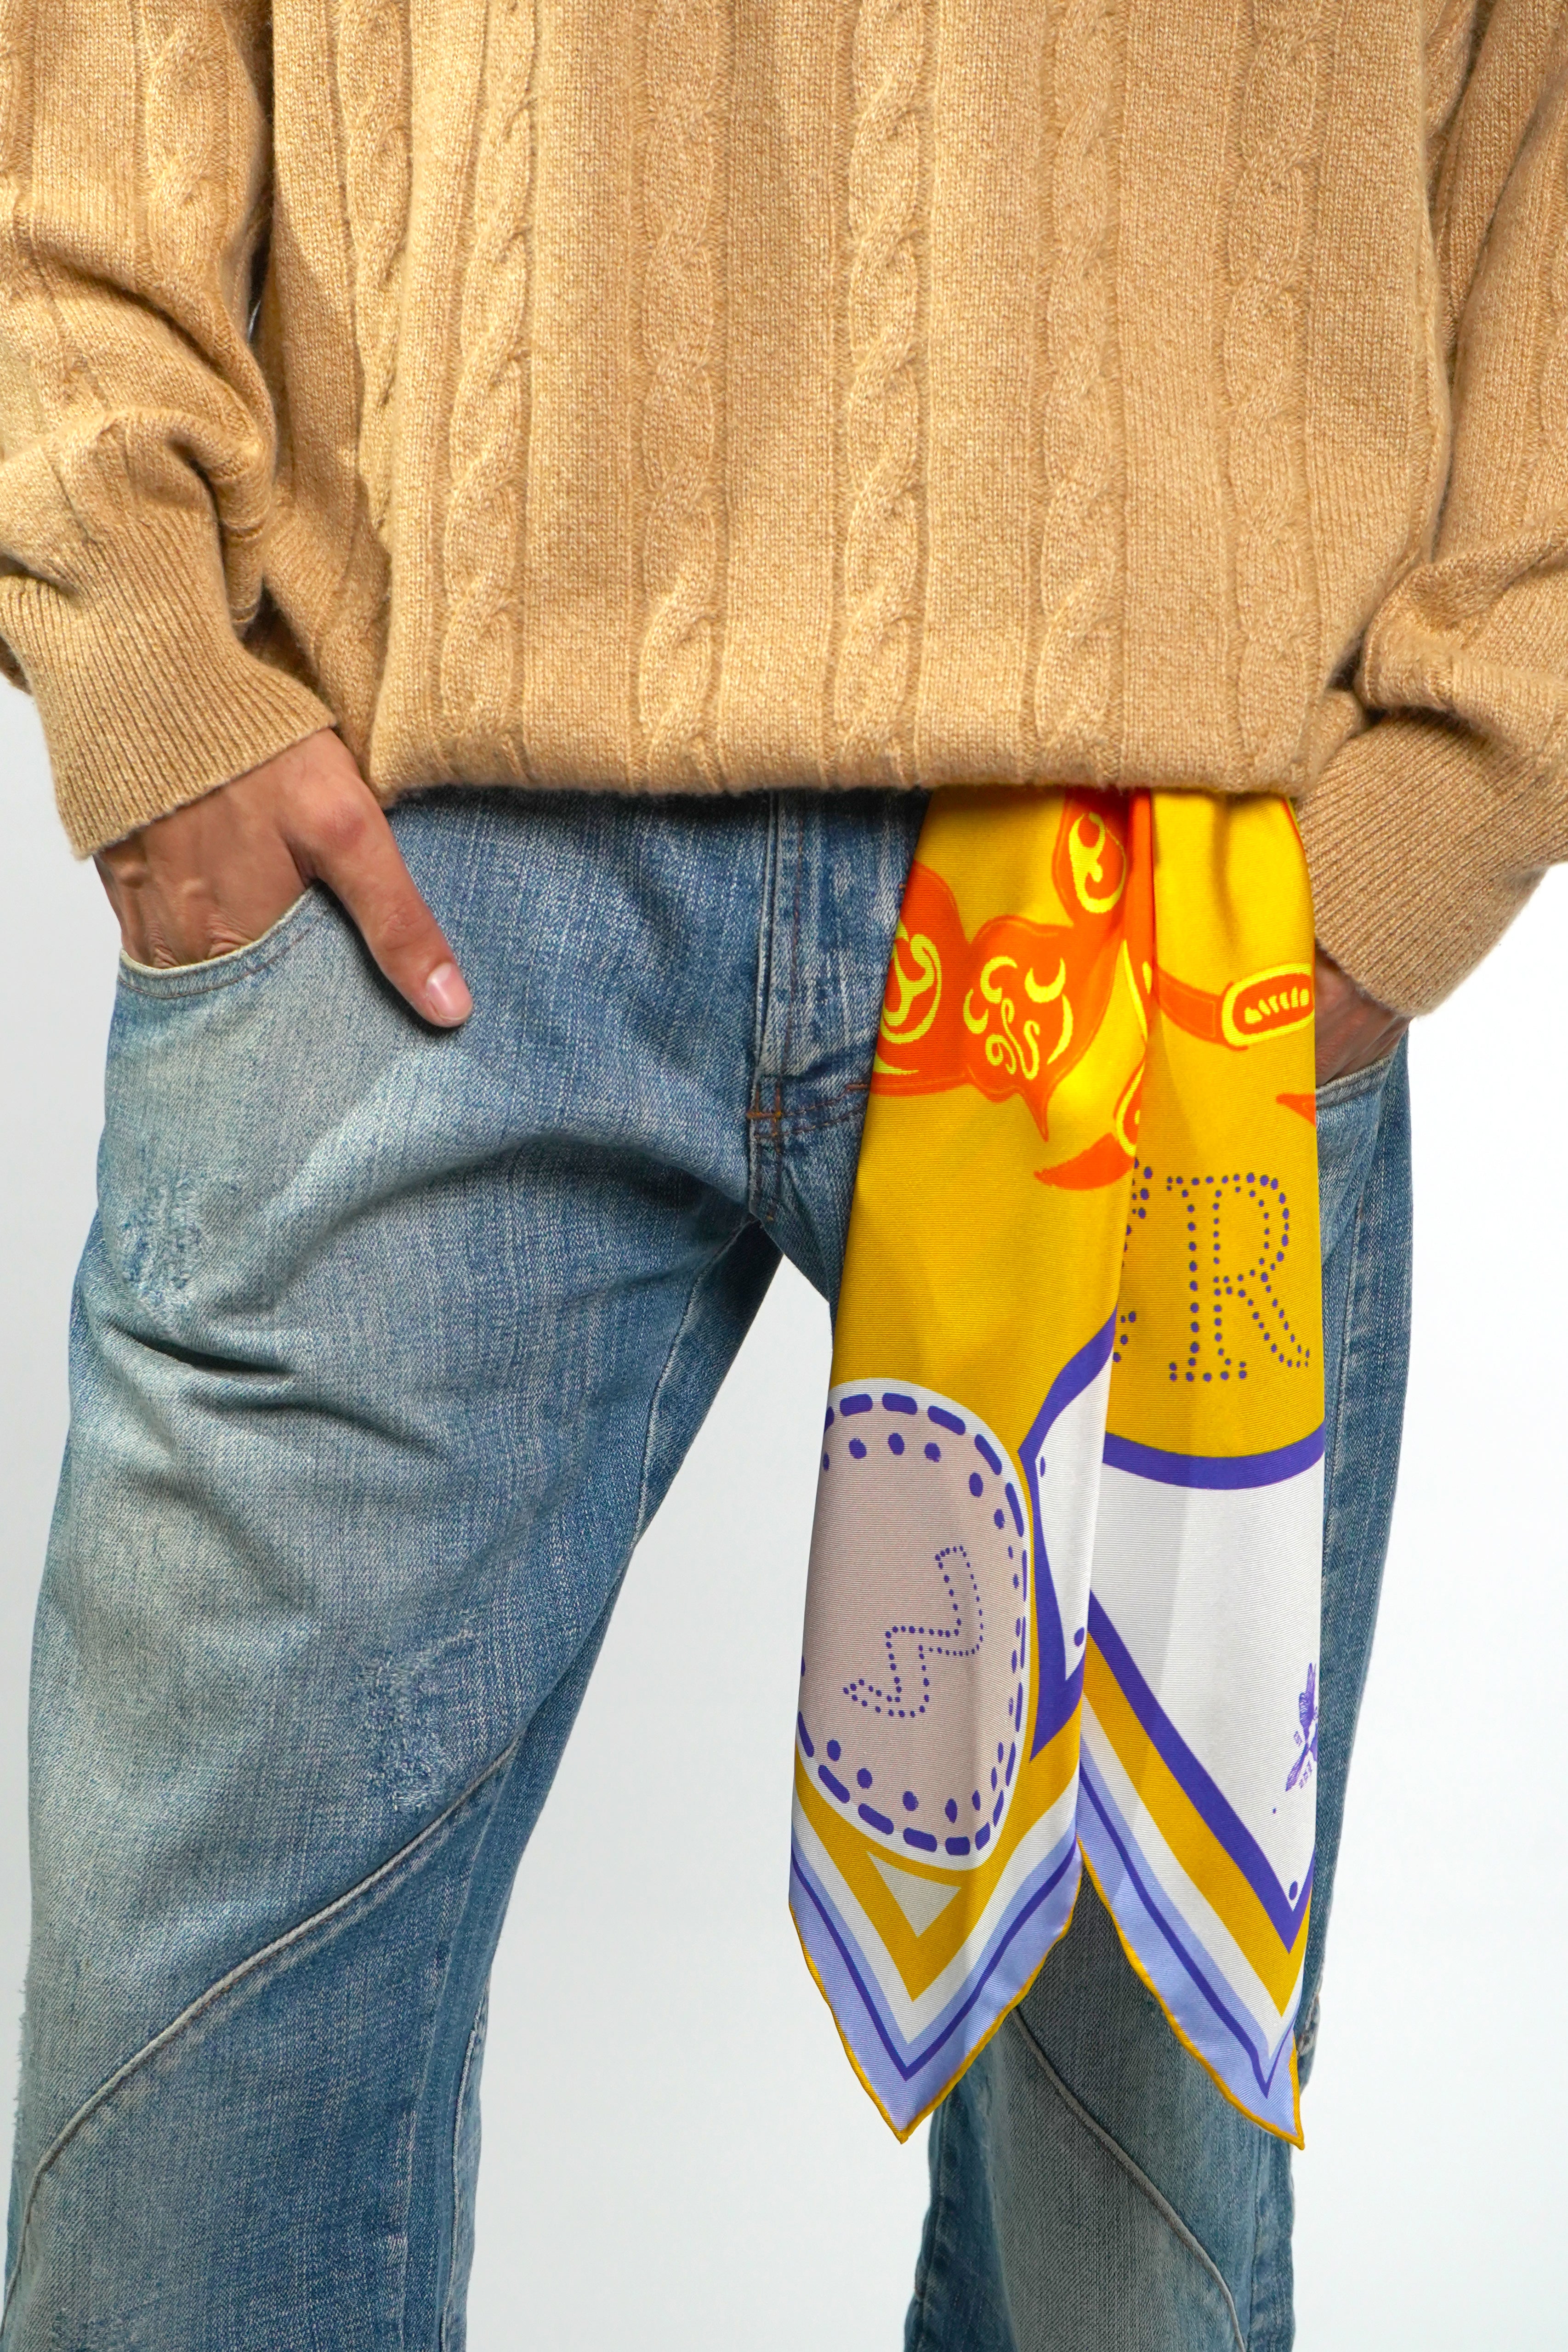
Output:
top-left (747, 793), bottom-right (788, 1220)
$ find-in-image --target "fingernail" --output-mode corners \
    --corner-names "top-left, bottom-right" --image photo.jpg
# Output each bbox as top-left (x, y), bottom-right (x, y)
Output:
top-left (425, 962), bottom-right (473, 1025)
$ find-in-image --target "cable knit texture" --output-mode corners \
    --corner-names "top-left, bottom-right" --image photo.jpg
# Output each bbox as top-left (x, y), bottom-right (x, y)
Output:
top-left (636, 0), bottom-right (726, 785)
top-left (1224, 0), bottom-right (1327, 788)
top-left (337, 0), bottom-right (411, 551)
top-left (830, 0), bottom-right (929, 784)
top-left (1033, 0), bottom-right (1119, 781)
top-left (1, 0), bottom-right (1568, 1012)
top-left (438, 0), bottom-right (537, 774)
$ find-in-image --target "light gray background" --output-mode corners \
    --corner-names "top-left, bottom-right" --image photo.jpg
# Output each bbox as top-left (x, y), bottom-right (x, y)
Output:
top-left (3, 680), bottom-right (1564, 2346)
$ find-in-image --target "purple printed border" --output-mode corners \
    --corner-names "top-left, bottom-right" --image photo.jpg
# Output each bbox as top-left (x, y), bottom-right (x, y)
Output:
top-left (1101, 1425), bottom-right (1325, 1489)
top-left (1088, 1595), bottom-right (1314, 1946)
top-left (790, 1826), bottom-right (1079, 2126)
top-left (1079, 1751), bottom-right (1298, 2133)
top-left (1023, 1317), bottom-right (1117, 1761)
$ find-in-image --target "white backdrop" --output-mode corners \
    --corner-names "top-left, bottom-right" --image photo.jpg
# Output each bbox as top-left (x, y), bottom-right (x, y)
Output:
top-left (2, 679), bottom-right (1564, 2346)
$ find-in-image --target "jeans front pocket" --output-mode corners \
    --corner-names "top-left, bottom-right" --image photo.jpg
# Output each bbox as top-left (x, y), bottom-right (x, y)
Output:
top-left (114, 883), bottom-right (327, 1007)
top-left (97, 884), bottom-right (387, 1329)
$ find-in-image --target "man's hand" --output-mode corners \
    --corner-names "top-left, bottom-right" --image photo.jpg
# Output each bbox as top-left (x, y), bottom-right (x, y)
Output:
top-left (1313, 946), bottom-right (1405, 1087)
top-left (95, 729), bottom-right (473, 1026)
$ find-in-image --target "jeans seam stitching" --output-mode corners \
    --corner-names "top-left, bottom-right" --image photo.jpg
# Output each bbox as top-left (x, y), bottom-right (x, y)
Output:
top-left (1244, 2141), bottom-right (1284, 2352)
top-left (1321, 1212), bottom-right (1360, 1570)
top-left (1319, 1071), bottom-right (1386, 1601)
top-left (631, 1217), bottom-right (753, 1547)
top-left (906, 2097), bottom-right (982, 2352)
top-left (1, 1737), bottom-right (518, 2321)
top-left (769, 807), bottom-right (806, 1227)
top-left (115, 896), bottom-right (330, 1000)
top-left (749, 1106), bottom-right (865, 1152)
top-left (1309, 1061), bottom-right (1408, 2040)
top-left (440, 1994), bottom-right (489, 2351)
top-left (1007, 2009), bottom-right (1247, 2352)
top-left (748, 796), bottom-right (783, 1218)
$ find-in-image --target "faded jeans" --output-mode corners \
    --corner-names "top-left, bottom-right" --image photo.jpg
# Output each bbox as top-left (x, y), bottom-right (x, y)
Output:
top-left (2, 790), bottom-right (1409, 2348)
top-left (907, 1045), bottom-right (1412, 2351)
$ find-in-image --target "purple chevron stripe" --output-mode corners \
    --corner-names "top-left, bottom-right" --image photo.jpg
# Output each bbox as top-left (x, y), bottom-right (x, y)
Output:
top-left (1087, 1596), bottom-right (1313, 1947)
top-left (1030, 1317), bottom-right (1118, 1455)
top-left (1100, 1426), bottom-right (1324, 1489)
top-left (1023, 1316), bottom-right (1117, 1761)
top-left (1079, 1755), bottom-right (1296, 2126)
top-left (789, 1828), bottom-right (1079, 2103)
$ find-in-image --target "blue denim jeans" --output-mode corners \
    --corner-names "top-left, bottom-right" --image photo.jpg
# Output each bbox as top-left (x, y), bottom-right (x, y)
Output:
top-left (2, 790), bottom-right (1409, 2349)
top-left (906, 1044), bottom-right (1412, 2352)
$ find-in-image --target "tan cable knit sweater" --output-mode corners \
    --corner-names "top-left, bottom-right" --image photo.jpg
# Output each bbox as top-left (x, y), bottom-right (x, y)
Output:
top-left (0, 0), bottom-right (1566, 1012)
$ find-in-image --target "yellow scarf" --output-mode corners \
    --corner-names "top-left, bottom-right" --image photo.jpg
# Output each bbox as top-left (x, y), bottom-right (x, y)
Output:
top-left (792, 787), bottom-right (1322, 2142)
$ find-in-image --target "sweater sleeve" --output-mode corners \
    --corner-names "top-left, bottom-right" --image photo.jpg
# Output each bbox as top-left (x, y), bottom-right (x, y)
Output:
top-left (0, 0), bottom-right (333, 854)
top-left (1300, 0), bottom-right (1568, 1016)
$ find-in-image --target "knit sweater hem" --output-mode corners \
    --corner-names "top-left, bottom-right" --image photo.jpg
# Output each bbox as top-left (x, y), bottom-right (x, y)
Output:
top-left (4, 0), bottom-right (1568, 1007)
top-left (0, 504), bottom-right (332, 858)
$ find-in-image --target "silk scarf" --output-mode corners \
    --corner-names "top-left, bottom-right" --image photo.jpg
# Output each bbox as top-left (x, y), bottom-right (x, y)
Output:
top-left (791, 786), bottom-right (1322, 2143)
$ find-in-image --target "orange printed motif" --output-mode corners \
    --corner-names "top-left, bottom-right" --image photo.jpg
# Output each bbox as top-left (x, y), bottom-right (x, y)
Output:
top-left (873, 795), bottom-right (1312, 1191)
top-left (874, 796), bottom-right (1152, 1185)
top-left (1221, 968), bottom-right (1314, 1046)
top-left (874, 804), bottom-right (1138, 1116)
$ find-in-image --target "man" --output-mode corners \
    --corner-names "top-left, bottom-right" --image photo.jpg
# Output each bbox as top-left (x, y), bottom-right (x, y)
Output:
top-left (0, 2), bottom-right (1562, 2344)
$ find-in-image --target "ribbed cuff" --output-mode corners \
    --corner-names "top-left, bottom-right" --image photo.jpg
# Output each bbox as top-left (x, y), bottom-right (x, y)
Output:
top-left (1298, 716), bottom-right (1544, 1017)
top-left (0, 504), bottom-right (335, 855)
